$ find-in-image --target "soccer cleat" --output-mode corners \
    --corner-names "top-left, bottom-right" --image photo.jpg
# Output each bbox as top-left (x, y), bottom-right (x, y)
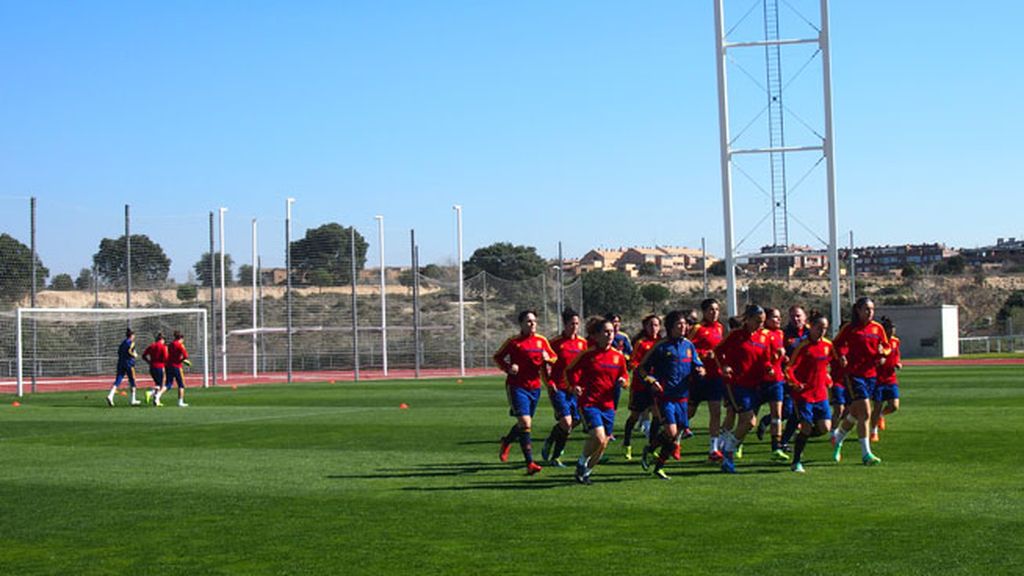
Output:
top-left (145, 390), bottom-right (153, 404)
top-left (862, 453), bottom-right (882, 466)
top-left (879, 416), bottom-right (887, 431)
top-left (654, 467), bottom-right (671, 481)
top-left (178, 401), bottom-right (189, 408)
top-left (671, 444), bottom-right (682, 461)
top-left (735, 443), bottom-right (744, 459)
top-left (870, 431), bottom-right (880, 442)
top-left (771, 449), bottom-right (791, 463)
top-left (708, 450), bottom-right (724, 463)
top-left (130, 400), bottom-right (142, 406)
top-left (681, 427), bottom-right (694, 440)
top-left (640, 446), bottom-right (652, 471)
top-left (154, 400), bottom-right (164, 407)
top-left (526, 461), bottom-right (543, 475)
top-left (541, 436), bottom-right (554, 462)
top-left (832, 440), bottom-right (843, 463)
top-left (791, 462), bottom-right (806, 473)
top-left (720, 453), bottom-right (736, 474)
top-left (756, 418), bottom-right (768, 441)
top-left (624, 445), bottom-right (633, 461)
top-left (548, 458), bottom-right (566, 468)
top-left (499, 439), bottom-right (512, 462)
top-left (105, 396), bottom-right (114, 407)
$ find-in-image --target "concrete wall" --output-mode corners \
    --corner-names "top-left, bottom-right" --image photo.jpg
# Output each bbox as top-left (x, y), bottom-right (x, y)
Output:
top-left (874, 304), bottom-right (959, 358)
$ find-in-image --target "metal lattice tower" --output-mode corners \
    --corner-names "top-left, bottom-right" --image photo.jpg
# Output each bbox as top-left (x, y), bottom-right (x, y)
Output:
top-left (713, 0), bottom-right (842, 330)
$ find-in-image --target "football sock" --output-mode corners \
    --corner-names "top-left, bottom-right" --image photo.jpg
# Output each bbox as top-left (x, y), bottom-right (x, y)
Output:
top-left (519, 432), bottom-right (533, 463)
top-left (623, 415), bottom-right (637, 447)
top-left (782, 417), bottom-right (799, 444)
top-left (504, 425), bottom-right (520, 444)
top-left (793, 434), bottom-right (808, 464)
top-left (552, 426), bottom-right (569, 458)
top-left (835, 425), bottom-right (851, 443)
top-left (710, 435), bottom-right (720, 453)
top-left (859, 437), bottom-right (871, 457)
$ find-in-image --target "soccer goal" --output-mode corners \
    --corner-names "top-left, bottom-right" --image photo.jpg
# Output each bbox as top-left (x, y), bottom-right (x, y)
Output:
top-left (5, 307), bottom-right (209, 397)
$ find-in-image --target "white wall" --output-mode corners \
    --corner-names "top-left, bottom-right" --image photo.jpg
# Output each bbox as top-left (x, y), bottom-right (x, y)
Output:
top-left (874, 305), bottom-right (959, 358)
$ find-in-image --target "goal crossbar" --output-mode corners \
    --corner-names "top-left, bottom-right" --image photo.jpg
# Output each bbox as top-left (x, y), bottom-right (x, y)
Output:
top-left (14, 307), bottom-right (209, 397)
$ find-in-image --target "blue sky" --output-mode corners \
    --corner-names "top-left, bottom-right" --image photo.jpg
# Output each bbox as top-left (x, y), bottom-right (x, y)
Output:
top-left (1, 1), bottom-right (1021, 282)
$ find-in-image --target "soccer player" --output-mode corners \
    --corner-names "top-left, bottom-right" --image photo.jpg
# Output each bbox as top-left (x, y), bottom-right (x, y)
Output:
top-left (715, 305), bottom-right (778, 473)
top-left (541, 308), bottom-right (588, 466)
top-left (871, 316), bottom-right (902, 441)
top-left (757, 307), bottom-right (791, 463)
top-left (567, 317), bottom-right (630, 484)
top-left (141, 332), bottom-right (168, 405)
top-left (106, 328), bottom-right (140, 407)
top-left (154, 330), bottom-right (191, 408)
top-left (622, 314), bottom-right (661, 460)
top-left (829, 335), bottom-right (850, 431)
top-left (831, 297), bottom-right (890, 465)
top-left (604, 312), bottom-right (632, 442)
top-left (494, 310), bottom-right (557, 475)
top-left (638, 310), bottom-right (704, 480)
top-left (688, 298), bottom-right (726, 462)
top-left (786, 312), bottom-right (834, 473)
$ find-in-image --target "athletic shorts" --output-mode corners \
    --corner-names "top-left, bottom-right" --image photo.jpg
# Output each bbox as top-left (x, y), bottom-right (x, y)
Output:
top-left (658, 398), bottom-right (690, 427)
top-left (760, 381), bottom-right (785, 403)
top-left (507, 386), bottom-right (541, 418)
top-left (114, 365), bottom-right (136, 387)
top-left (731, 386), bottom-right (761, 414)
top-left (797, 399), bottom-right (832, 424)
top-left (149, 367), bottom-right (165, 387)
top-left (782, 395), bottom-right (795, 419)
top-left (166, 366), bottom-right (186, 389)
top-left (629, 387), bottom-right (654, 413)
top-left (848, 376), bottom-right (877, 401)
top-left (690, 376), bottom-right (724, 405)
top-left (548, 388), bottom-right (579, 420)
top-left (582, 406), bottom-right (616, 434)
top-left (873, 383), bottom-right (900, 402)
top-left (830, 385), bottom-right (849, 406)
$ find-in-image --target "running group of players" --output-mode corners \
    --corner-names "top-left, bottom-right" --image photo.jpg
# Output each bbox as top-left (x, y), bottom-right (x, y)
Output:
top-left (493, 296), bottom-right (902, 483)
top-left (105, 328), bottom-right (192, 408)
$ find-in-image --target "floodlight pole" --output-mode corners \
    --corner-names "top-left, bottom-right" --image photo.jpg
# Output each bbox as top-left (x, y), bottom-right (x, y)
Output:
top-left (251, 218), bottom-right (258, 377)
top-left (375, 215), bottom-right (388, 376)
top-left (286, 198), bottom-right (295, 383)
top-left (821, 0), bottom-right (842, 332)
top-left (351, 226), bottom-right (360, 381)
top-left (713, 0), bottom-right (738, 318)
top-left (454, 204), bottom-right (466, 377)
top-left (702, 236), bottom-right (709, 299)
top-left (209, 211), bottom-right (217, 387)
top-left (219, 207), bottom-right (228, 381)
top-left (30, 197), bottom-right (37, 393)
top-left (125, 204), bottom-right (132, 312)
top-left (411, 230), bottom-right (422, 378)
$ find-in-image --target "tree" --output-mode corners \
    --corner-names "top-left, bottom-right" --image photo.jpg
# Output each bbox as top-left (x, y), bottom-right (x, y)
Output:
top-left (194, 252), bottom-right (235, 287)
top-left (637, 262), bottom-right (660, 277)
top-left (708, 260), bottom-right (727, 277)
top-left (997, 290), bottom-right (1024, 333)
top-left (582, 271), bottom-right (641, 318)
top-left (640, 283), bottom-right (671, 311)
top-left (290, 223), bottom-right (368, 286)
top-left (463, 242), bottom-right (547, 281)
top-left (238, 264), bottom-right (254, 286)
top-left (0, 233), bottom-right (48, 303)
top-left (933, 255), bottom-right (966, 275)
top-left (50, 273), bottom-right (74, 291)
top-left (176, 284), bottom-right (198, 302)
top-left (93, 234), bottom-right (171, 287)
top-left (308, 269), bottom-right (334, 292)
top-left (75, 268), bottom-right (94, 290)
top-left (900, 264), bottom-right (919, 281)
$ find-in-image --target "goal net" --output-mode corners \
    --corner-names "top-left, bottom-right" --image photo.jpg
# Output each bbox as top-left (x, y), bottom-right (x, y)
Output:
top-left (1, 307), bottom-right (208, 396)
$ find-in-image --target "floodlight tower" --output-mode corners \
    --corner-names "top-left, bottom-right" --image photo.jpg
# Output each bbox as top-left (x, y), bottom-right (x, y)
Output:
top-left (713, 0), bottom-right (842, 331)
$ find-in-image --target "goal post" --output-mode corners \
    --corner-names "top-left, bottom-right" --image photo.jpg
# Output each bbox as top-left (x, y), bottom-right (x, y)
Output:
top-left (10, 307), bottom-right (209, 397)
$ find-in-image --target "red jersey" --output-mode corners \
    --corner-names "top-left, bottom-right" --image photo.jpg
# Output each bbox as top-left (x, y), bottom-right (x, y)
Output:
top-left (833, 320), bottom-right (890, 378)
top-left (567, 347), bottom-right (629, 410)
top-left (629, 336), bottom-right (659, 392)
top-left (548, 333), bottom-right (588, 390)
top-left (767, 328), bottom-right (786, 382)
top-left (493, 334), bottom-right (556, 390)
top-left (786, 337), bottom-right (834, 403)
top-left (715, 327), bottom-right (777, 389)
top-left (690, 321), bottom-right (724, 379)
top-left (877, 336), bottom-right (901, 384)
top-left (167, 340), bottom-right (189, 369)
top-left (142, 341), bottom-right (168, 369)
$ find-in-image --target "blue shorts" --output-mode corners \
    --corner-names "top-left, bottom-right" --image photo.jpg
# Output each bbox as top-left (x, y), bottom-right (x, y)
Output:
top-left (582, 406), bottom-right (616, 433)
top-left (165, 366), bottom-right (186, 389)
top-left (548, 388), bottom-right (579, 420)
top-left (848, 376), bottom-right (877, 401)
top-left (508, 386), bottom-right (541, 418)
top-left (149, 367), bottom-right (165, 387)
top-left (797, 400), bottom-right (832, 424)
top-left (690, 376), bottom-right (724, 405)
top-left (873, 383), bottom-right (900, 402)
top-left (782, 395), bottom-right (795, 418)
top-left (658, 398), bottom-right (690, 427)
top-left (760, 381), bottom-right (785, 403)
top-left (629, 387), bottom-right (654, 412)
top-left (831, 386), bottom-right (849, 406)
top-left (113, 365), bottom-right (136, 388)
top-left (730, 386), bottom-right (761, 413)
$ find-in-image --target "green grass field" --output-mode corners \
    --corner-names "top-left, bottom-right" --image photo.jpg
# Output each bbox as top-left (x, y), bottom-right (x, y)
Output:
top-left (2, 365), bottom-right (1022, 575)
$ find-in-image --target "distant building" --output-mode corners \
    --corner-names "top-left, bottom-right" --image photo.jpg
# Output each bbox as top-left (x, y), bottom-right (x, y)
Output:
top-left (619, 246), bottom-right (715, 277)
top-left (962, 237), bottom-right (1024, 269)
top-left (747, 245), bottom-right (829, 276)
top-left (260, 268), bottom-right (289, 285)
top-left (579, 249), bottom-right (625, 274)
top-left (840, 243), bottom-right (957, 275)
